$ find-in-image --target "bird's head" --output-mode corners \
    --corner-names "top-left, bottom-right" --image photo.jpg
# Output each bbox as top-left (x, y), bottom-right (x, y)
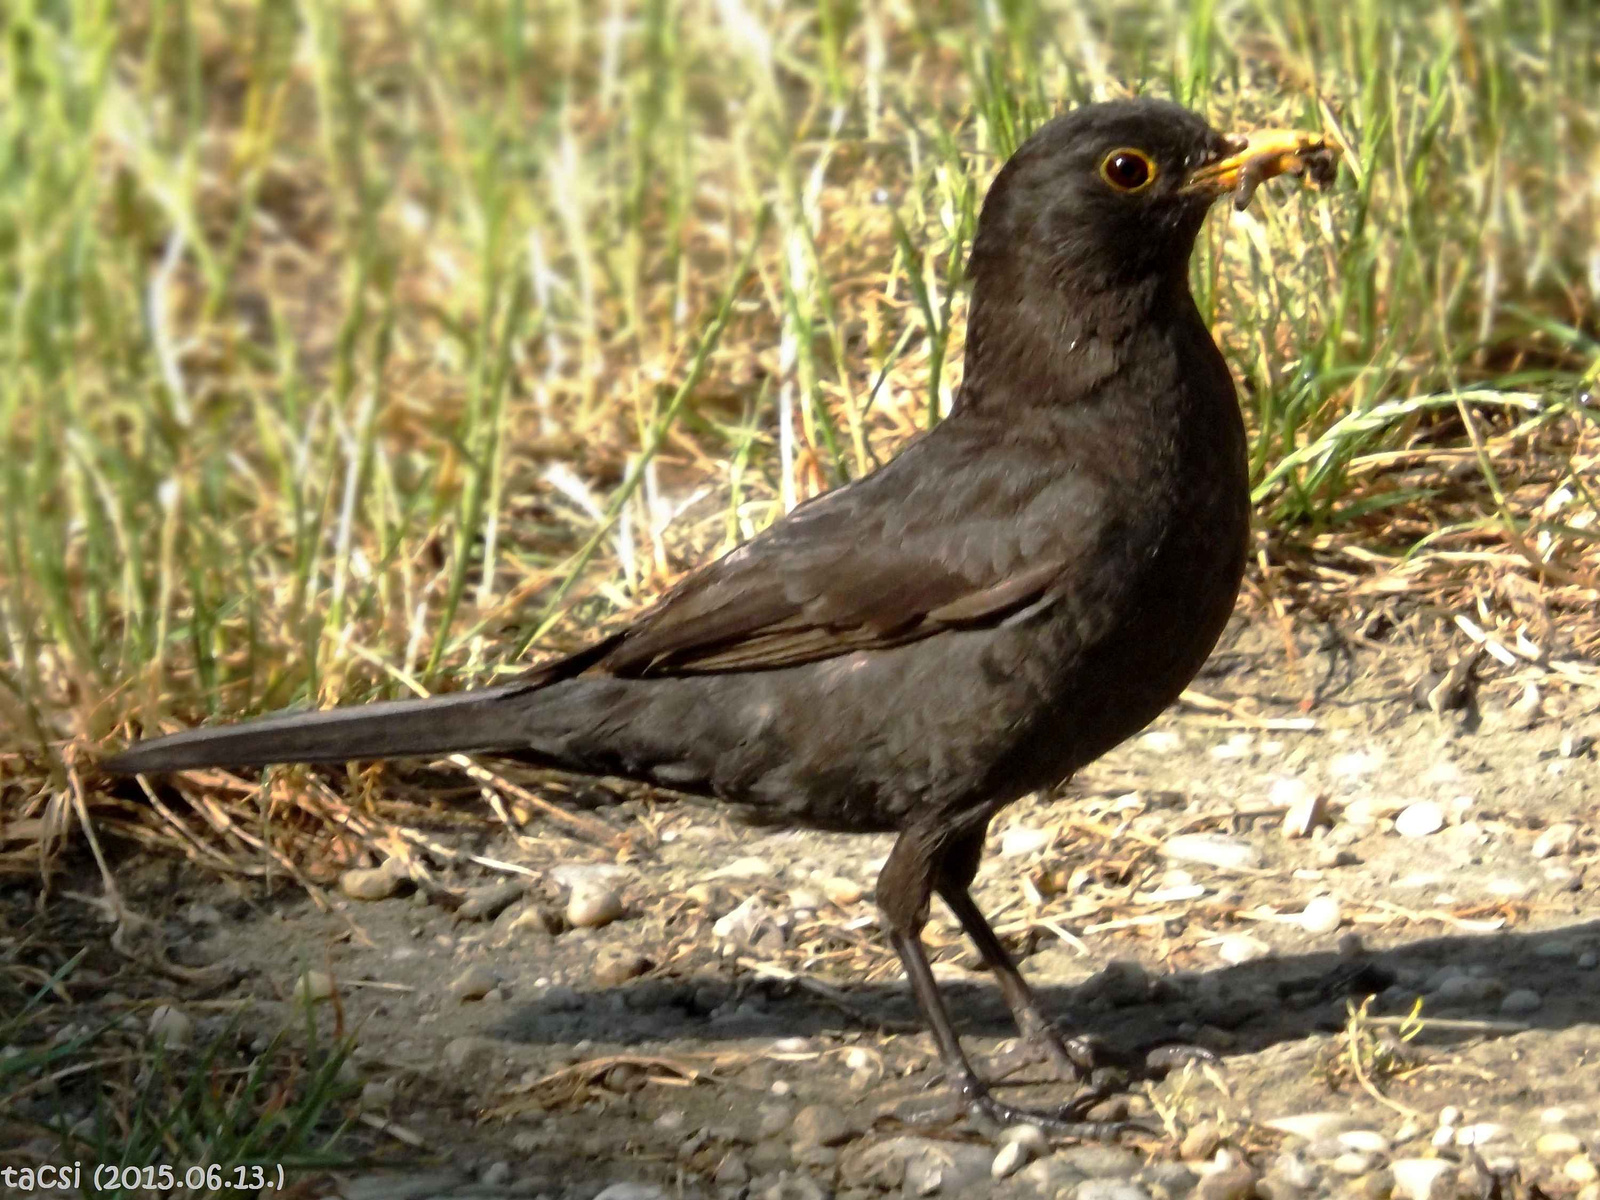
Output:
top-left (969, 98), bottom-right (1337, 294)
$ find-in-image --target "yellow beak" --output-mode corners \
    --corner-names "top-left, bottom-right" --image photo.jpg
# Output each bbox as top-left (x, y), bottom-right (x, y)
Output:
top-left (1182, 129), bottom-right (1341, 210)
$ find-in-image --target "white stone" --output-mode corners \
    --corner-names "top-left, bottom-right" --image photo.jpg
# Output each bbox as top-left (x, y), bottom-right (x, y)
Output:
top-left (991, 1139), bottom-right (1031, 1179)
top-left (820, 876), bottom-right (865, 905)
top-left (1215, 933), bottom-right (1272, 965)
top-left (710, 856), bottom-right (774, 880)
top-left (1533, 823), bottom-right (1578, 858)
top-left (1139, 729), bottom-right (1183, 753)
top-left (1000, 826), bottom-right (1052, 857)
top-left (147, 1005), bottom-right (193, 1047)
top-left (592, 1186), bottom-right (670, 1200)
top-left (1262, 1113), bottom-right (1361, 1141)
top-left (1164, 834), bottom-right (1263, 871)
top-left (1298, 896), bottom-right (1343, 934)
top-left (1332, 1151), bottom-right (1377, 1176)
top-left (1269, 776), bottom-right (1314, 808)
top-left (1391, 1158), bottom-right (1457, 1200)
top-left (293, 970), bottom-right (335, 1004)
top-left (1330, 750), bottom-right (1384, 778)
top-left (1338, 1130), bottom-right (1390, 1154)
top-left (1455, 1122), bottom-right (1509, 1146)
top-left (1538, 1132), bottom-right (1584, 1156)
top-left (1395, 801), bottom-right (1446, 838)
top-left (1567, 1156), bottom-right (1600, 1185)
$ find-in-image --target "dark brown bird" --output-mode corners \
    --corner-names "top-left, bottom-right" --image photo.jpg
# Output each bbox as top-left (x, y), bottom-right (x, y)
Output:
top-left (107, 100), bottom-right (1336, 1136)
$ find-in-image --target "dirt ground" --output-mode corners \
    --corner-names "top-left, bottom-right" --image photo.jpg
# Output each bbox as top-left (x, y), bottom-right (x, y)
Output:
top-left (6, 607), bottom-right (1599, 1199)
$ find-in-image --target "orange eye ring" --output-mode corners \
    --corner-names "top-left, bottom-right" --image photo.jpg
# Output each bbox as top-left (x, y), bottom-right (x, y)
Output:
top-left (1099, 148), bottom-right (1157, 193)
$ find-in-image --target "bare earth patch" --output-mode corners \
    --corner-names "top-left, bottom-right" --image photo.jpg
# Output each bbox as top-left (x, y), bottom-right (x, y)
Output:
top-left (5, 611), bottom-right (1596, 1199)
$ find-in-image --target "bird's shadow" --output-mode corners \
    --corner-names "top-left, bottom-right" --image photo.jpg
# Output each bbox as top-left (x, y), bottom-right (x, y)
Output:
top-left (484, 919), bottom-right (1600, 1073)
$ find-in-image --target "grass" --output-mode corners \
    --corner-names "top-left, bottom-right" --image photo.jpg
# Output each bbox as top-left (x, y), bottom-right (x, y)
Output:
top-left (0, 0), bottom-right (1594, 771)
top-left (1, 945), bottom-right (363, 1194)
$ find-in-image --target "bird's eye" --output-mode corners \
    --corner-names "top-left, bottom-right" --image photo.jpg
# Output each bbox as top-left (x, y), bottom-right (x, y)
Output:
top-left (1099, 149), bottom-right (1156, 193)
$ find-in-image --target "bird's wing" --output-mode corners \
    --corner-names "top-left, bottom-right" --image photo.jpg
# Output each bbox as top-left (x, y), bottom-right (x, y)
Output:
top-left (588, 434), bottom-right (1107, 677)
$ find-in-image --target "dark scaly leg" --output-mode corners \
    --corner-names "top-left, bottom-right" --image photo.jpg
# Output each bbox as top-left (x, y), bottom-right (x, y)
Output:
top-left (936, 825), bottom-right (1217, 1088)
top-left (876, 820), bottom-right (1136, 1139)
top-left (934, 825), bottom-right (1104, 1084)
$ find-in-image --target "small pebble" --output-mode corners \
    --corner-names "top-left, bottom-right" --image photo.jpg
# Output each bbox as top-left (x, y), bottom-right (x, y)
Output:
top-left (1332, 1151), bottom-right (1377, 1176)
top-left (710, 855), bottom-right (773, 880)
top-left (820, 876), bottom-right (865, 905)
top-left (1390, 1159), bottom-right (1456, 1200)
top-left (480, 1161), bottom-right (511, 1186)
top-left (1164, 834), bottom-right (1263, 871)
top-left (359, 1078), bottom-right (397, 1110)
top-left (1263, 1113), bottom-right (1361, 1141)
top-left (712, 1153), bottom-right (749, 1186)
top-left (1000, 1123), bottom-right (1049, 1155)
top-left (593, 949), bottom-right (651, 988)
top-left (1331, 750), bottom-right (1384, 778)
top-left (1339, 1131), bottom-right (1390, 1154)
top-left (1435, 974), bottom-right (1501, 1004)
top-left (789, 1103), bottom-right (856, 1149)
top-left (1196, 1163), bottom-right (1259, 1200)
top-left (1180, 1120), bottom-right (1223, 1161)
top-left (1579, 951), bottom-right (1599, 970)
top-left (1538, 1132), bottom-right (1584, 1156)
top-left (147, 1005), bottom-right (193, 1047)
top-left (293, 970), bottom-right (335, 1004)
top-left (592, 1186), bottom-right (669, 1200)
top-left (1000, 826), bottom-right (1052, 857)
top-left (1532, 823), bottom-right (1578, 858)
top-left (990, 1138), bottom-right (1031, 1179)
top-left (567, 880), bottom-right (625, 929)
top-left (787, 887), bottom-right (823, 911)
top-left (1266, 1153), bottom-right (1315, 1191)
top-left (1501, 987), bottom-right (1542, 1015)
top-left (1455, 1122), bottom-right (1508, 1146)
top-left (457, 879), bottom-right (525, 921)
top-left (1215, 933), bottom-right (1272, 964)
top-left (450, 964), bottom-right (498, 1002)
top-left (1568, 1157), bottom-right (1600, 1185)
top-left (1075, 1182), bottom-right (1154, 1200)
top-left (1298, 895), bottom-right (1343, 934)
top-left (340, 865), bottom-right (403, 901)
top-left (442, 1036), bottom-right (493, 1071)
top-left (1394, 802), bottom-right (1445, 838)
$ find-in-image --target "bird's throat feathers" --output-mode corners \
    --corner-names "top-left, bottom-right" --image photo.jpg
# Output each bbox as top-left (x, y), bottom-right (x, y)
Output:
top-left (958, 260), bottom-right (1193, 413)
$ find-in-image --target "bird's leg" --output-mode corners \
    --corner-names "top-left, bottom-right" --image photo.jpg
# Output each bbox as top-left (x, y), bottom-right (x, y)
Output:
top-left (877, 825), bottom-right (1140, 1139)
top-left (935, 884), bottom-right (1104, 1080)
top-left (936, 826), bottom-right (1218, 1087)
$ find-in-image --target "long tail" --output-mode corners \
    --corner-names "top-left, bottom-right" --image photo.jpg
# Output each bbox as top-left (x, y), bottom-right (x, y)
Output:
top-left (103, 682), bottom-right (540, 775)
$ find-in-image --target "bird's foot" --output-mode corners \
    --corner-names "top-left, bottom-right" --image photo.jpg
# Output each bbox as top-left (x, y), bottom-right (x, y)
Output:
top-left (1026, 1025), bottom-right (1218, 1084)
top-left (957, 1072), bottom-right (1155, 1141)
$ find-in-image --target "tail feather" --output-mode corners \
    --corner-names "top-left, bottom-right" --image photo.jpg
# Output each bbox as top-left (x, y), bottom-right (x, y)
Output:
top-left (103, 682), bottom-right (538, 775)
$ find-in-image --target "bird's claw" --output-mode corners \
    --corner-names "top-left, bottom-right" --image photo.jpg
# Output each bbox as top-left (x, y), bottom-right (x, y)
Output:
top-left (1142, 1043), bottom-right (1219, 1072)
top-left (962, 1079), bottom-right (1156, 1141)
